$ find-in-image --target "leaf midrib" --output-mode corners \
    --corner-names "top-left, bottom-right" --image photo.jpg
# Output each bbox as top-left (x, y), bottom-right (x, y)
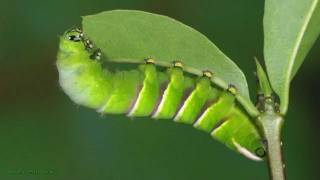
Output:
top-left (280, 0), bottom-right (318, 113)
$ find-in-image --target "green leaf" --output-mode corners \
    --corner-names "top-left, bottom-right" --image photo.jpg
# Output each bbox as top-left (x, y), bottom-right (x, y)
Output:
top-left (82, 10), bottom-right (258, 117)
top-left (255, 58), bottom-right (272, 97)
top-left (264, 0), bottom-right (320, 114)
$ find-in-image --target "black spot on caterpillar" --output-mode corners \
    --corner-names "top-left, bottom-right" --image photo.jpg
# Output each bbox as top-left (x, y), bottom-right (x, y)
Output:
top-left (56, 28), bottom-right (265, 161)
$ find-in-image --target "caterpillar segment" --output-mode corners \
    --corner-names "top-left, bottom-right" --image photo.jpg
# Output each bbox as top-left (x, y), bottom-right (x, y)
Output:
top-left (193, 91), bottom-right (235, 133)
top-left (211, 107), bottom-right (264, 161)
top-left (173, 75), bottom-right (219, 124)
top-left (127, 59), bottom-right (168, 116)
top-left (57, 29), bottom-right (265, 161)
top-left (99, 69), bottom-right (143, 114)
top-left (152, 62), bottom-right (195, 119)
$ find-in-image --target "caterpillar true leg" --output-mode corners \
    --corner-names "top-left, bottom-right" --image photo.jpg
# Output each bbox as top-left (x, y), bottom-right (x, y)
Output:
top-left (84, 39), bottom-right (94, 50)
top-left (90, 48), bottom-right (102, 60)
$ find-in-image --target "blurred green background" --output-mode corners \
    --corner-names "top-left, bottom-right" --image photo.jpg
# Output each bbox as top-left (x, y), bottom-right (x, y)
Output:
top-left (1, 0), bottom-right (319, 179)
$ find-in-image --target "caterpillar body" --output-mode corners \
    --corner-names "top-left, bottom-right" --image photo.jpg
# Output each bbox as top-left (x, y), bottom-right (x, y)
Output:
top-left (57, 29), bottom-right (265, 161)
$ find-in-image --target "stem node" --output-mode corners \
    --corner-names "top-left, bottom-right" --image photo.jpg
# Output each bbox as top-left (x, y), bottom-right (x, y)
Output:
top-left (256, 99), bottom-right (285, 180)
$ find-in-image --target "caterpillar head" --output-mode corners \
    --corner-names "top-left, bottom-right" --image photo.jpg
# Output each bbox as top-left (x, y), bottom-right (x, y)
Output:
top-left (57, 28), bottom-right (96, 69)
top-left (58, 28), bottom-right (85, 53)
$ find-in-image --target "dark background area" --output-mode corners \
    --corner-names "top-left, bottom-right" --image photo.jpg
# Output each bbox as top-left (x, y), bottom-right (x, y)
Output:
top-left (1, 0), bottom-right (319, 179)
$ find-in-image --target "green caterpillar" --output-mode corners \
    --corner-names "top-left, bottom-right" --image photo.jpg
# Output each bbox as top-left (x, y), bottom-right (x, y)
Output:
top-left (57, 28), bottom-right (265, 161)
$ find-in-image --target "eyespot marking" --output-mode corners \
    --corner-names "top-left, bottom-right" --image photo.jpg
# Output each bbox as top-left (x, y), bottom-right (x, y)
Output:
top-left (65, 28), bottom-right (83, 42)
top-left (67, 35), bottom-right (81, 42)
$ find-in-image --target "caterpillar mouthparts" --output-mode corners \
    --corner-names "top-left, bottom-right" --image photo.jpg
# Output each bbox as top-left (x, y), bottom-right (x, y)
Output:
top-left (57, 28), bottom-right (265, 161)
